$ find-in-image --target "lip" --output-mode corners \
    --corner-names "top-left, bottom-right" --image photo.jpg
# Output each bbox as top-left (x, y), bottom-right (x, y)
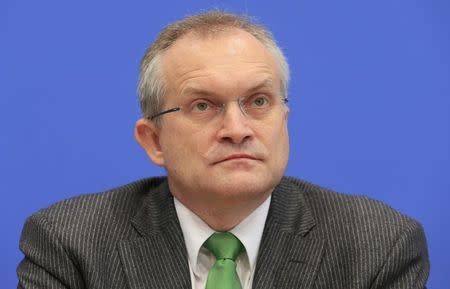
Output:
top-left (214, 153), bottom-right (259, 164)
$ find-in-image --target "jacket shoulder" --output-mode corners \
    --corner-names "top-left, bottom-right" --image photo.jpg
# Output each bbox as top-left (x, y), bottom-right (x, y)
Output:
top-left (283, 176), bottom-right (420, 229)
top-left (23, 177), bottom-right (167, 241)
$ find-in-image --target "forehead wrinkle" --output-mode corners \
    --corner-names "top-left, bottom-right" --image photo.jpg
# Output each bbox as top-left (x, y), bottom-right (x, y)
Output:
top-left (166, 68), bottom-right (210, 100)
top-left (179, 75), bottom-right (277, 102)
top-left (164, 38), bottom-right (281, 101)
top-left (175, 73), bottom-right (214, 99)
top-left (179, 84), bottom-right (220, 99)
top-left (175, 66), bottom-right (206, 81)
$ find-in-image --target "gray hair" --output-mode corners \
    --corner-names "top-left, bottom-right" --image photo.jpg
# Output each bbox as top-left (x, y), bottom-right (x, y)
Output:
top-left (138, 10), bottom-right (290, 126)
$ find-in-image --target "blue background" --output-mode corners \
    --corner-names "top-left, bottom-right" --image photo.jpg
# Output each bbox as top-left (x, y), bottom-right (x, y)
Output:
top-left (2, 0), bottom-right (449, 287)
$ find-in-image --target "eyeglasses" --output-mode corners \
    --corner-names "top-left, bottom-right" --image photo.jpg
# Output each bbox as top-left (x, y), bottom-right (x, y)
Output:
top-left (148, 95), bottom-right (288, 124)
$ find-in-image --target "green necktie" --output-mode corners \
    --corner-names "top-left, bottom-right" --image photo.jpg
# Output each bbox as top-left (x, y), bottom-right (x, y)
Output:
top-left (204, 232), bottom-right (244, 289)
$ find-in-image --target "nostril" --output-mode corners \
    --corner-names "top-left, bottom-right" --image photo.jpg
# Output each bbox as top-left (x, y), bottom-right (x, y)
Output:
top-left (218, 124), bottom-right (254, 144)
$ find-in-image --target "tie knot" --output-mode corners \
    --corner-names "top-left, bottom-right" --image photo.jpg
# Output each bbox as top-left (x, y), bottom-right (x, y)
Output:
top-left (204, 232), bottom-right (244, 261)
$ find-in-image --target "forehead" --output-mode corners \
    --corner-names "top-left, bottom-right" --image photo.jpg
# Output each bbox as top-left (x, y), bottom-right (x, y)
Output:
top-left (161, 28), bottom-right (280, 95)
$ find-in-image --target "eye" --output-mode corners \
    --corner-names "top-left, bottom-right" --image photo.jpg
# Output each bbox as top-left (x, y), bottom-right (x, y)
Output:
top-left (191, 100), bottom-right (213, 112)
top-left (251, 95), bottom-right (269, 107)
top-left (196, 102), bottom-right (209, 111)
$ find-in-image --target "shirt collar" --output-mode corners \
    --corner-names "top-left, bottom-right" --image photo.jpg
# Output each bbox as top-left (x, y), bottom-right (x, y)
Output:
top-left (174, 195), bottom-right (271, 272)
top-left (174, 198), bottom-right (214, 271)
top-left (230, 195), bottom-right (271, 270)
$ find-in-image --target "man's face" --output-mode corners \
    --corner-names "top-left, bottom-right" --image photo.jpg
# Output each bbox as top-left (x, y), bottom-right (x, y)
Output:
top-left (143, 29), bottom-right (289, 207)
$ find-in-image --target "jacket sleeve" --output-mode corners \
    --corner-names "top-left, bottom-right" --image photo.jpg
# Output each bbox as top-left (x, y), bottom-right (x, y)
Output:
top-left (370, 220), bottom-right (430, 289)
top-left (17, 213), bottom-right (85, 289)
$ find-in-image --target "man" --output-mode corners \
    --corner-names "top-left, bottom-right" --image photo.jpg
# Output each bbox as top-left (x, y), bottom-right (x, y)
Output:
top-left (17, 11), bottom-right (429, 289)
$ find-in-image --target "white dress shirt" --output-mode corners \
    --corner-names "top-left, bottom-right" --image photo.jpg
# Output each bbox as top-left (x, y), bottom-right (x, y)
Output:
top-left (174, 195), bottom-right (271, 289)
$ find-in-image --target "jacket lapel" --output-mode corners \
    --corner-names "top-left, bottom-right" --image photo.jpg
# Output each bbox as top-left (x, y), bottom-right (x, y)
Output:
top-left (116, 177), bottom-right (325, 289)
top-left (253, 178), bottom-right (326, 289)
top-left (117, 180), bottom-right (191, 289)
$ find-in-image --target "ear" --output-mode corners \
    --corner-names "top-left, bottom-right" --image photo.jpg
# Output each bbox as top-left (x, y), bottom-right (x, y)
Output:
top-left (283, 105), bottom-right (289, 121)
top-left (134, 118), bottom-right (165, 166)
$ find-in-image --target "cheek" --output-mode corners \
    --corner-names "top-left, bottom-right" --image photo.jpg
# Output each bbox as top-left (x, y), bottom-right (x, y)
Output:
top-left (257, 116), bottom-right (288, 143)
top-left (160, 124), bottom-right (213, 165)
top-left (260, 120), bottom-right (290, 161)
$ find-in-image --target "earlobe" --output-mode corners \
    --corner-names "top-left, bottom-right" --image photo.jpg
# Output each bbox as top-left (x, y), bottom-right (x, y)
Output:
top-left (134, 119), bottom-right (165, 166)
top-left (283, 106), bottom-right (289, 121)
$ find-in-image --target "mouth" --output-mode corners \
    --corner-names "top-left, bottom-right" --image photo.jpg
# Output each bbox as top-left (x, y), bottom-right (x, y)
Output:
top-left (213, 153), bottom-right (260, 164)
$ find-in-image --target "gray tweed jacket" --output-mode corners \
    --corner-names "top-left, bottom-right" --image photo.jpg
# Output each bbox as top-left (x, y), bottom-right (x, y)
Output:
top-left (17, 177), bottom-right (429, 288)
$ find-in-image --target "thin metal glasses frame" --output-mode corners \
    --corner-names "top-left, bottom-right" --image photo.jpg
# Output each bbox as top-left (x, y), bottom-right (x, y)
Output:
top-left (148, 97), bottom-right (288, 120)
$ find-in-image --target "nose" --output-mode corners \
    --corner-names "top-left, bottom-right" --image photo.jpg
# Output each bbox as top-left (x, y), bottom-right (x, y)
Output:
top-left (216, 103), bottom-right (254, 144)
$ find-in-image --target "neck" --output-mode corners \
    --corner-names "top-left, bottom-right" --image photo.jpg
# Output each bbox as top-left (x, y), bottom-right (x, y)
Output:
top-left (172, 189), bottom-right (272, 231)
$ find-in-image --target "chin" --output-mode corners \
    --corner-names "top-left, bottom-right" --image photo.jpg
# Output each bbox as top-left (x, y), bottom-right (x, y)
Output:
top-left (208, 170), bottom-right (280, 199)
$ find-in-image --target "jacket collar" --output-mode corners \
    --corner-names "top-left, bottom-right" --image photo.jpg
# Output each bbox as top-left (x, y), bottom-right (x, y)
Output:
top-left (252, 177), bottom-right (326, 289)
top-left (118, 179), bottom-right (191, 289)
top-left (118, 177), bottom-right (325, 289)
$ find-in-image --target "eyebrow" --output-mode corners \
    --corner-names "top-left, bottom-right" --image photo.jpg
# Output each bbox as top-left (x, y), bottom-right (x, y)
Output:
top-left (247, 78), bottom-right (275, 94)
top-left (180, 78), bottom-right (276, 99)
